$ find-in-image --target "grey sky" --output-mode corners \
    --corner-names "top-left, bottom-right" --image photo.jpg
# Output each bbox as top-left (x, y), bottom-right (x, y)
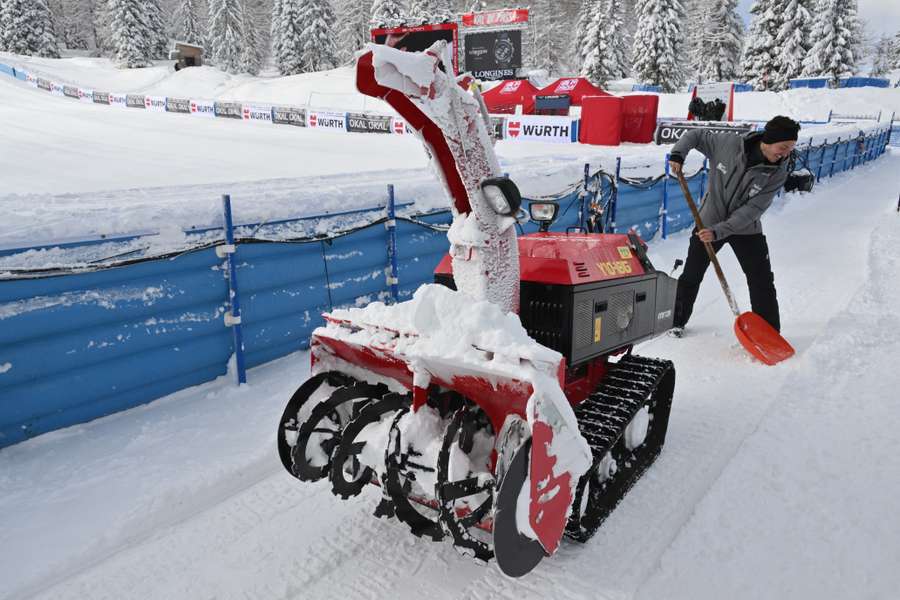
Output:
top-left (737, 0), bottom-right (900, 38)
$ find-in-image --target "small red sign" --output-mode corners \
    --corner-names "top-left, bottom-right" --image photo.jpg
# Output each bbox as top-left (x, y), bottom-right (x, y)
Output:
top-left (309, 113), bottom-right (318, 127)
top-left (508, 121), bottom-right (521, 137)
top-left (190, 102), bottom-right (197, 112)
top-left (461, 8), bottom-right (529, 27)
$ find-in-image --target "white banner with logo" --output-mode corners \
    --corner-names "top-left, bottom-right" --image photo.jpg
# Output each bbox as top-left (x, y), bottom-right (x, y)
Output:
top-left (145, 96), bottom-right (167, 112)
top-left (307, 110), bottom-right (346, 131)
top-left (690, 82), bottom-right (735, 121)
top-left (49, 82), bottom-right (65, 97)
top-left (77, 88), bottom-right (93, 103)
top-left (503, 115), bottom-right (579, 143)
top-left (190, 99), bottom-right (216, 118)
top-left (242, 104), bottom-right (273, 123)
top-left (25, 72), bottom-right (38, 88)
top-left (109, 93), bottom-right (128, 108)
top-left (391, 118), bottom-right (410, 135)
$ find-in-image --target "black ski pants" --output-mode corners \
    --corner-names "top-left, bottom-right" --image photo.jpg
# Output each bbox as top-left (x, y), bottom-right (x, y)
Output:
top-left (673, 231), bottom-right (780, 332)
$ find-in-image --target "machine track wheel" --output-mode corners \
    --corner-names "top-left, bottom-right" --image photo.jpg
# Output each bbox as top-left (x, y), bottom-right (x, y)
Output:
top-left (566, 355), bottom-right (676, 542)
top-left (330, 392), bottom-right (410, 500)
top-left (435, 407), bottom-right (496, 563)
top-left (278, 371), bottom-right (357, 480)
top-left (382, 409), bottom-right (445, 542)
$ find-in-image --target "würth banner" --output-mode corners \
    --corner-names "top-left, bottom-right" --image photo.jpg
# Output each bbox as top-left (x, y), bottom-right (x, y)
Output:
top-left (504, 116), bottom-right (579, 144)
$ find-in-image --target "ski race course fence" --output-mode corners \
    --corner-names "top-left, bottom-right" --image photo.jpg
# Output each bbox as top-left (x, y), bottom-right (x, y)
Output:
top-left (0, 75), bottom-right (895, 451)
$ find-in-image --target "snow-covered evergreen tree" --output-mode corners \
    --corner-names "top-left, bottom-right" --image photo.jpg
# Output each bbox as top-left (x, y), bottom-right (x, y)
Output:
top-left (335, 0), bottom-right (371, 63)
top-left (631, 0), bottom-right (685, 91)
top-left (273, 0), bottom-right (302, 74)
top-left (802, 0), bottom-right (859, 84)
top-left (770, 0), bottom-right (812, 89)
top-left (682, 0), bottom-right (711, 83)
top-left (892, 31), bottom-right (900, 69)
top-left (869, 35), bottom-right (892, 77)
top-left (695, 0), bottom-right (743, 83)
top-left (573, 0), bottom-right (598, 68)
top-left (296, 0), bottom-right (336, 72)
top-left (370, 0), bottom-right (406, 28)
top-left (408, 0), bottom-right (452, 24)
top-left (174, 0), bottom-right (204, 44)
top-left (2, 0), bottom-right (61, 57)
top-left (207, 0), bottom-right (244, 73)
top-left (239, 0), bottom-right (261, 74)
top-left (108, 0), bottom-right (152, 66)
top-left (532, 0), bottom-right (568, 76)
top-left (143, 0), bottom-right (168, 59)
top-left (741, 0), bottom-right (782, 90)
top-left (581, 0), bottom-right (628, 86)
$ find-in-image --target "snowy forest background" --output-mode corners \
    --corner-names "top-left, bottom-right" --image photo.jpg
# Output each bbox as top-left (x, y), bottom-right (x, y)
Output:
top-left (1, 0), bottom-right (899, 93)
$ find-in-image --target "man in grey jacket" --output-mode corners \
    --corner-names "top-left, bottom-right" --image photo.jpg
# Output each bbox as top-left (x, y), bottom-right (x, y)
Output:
top-left (667, 115), bottom-right (801, 336)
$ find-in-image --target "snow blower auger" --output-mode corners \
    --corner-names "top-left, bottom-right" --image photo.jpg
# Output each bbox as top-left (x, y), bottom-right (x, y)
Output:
top-left (277, 41), bottom-right (677, 578)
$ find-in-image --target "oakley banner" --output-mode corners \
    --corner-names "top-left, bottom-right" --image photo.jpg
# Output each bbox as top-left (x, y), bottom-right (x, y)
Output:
top-left (346, 112), bottom-right (393, 134)
top-left (215, 101), bottom-right (243, 119)
top-left (272, 105), bottom-right (307, 127)
top-left (654, 121), bottom-right (756, 145)
top-left (126, 94), bottom-right (146, 108)
top-left (92, 91), bottom-right (110, 105)
top-left (166, 97), bottom-right (191, 113)
top-left (63, 85), bottom-right (79, 99)
top-left (464, 30), bottom-right (522, 80)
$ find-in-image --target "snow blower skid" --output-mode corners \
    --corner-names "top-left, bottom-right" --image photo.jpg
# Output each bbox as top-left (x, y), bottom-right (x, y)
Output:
top-left (277, 41), bottom-right (677, 578)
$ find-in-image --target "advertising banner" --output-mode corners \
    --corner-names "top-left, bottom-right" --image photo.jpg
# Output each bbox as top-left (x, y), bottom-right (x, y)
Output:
top-left (272, 105), bottom-right (307, 127)
top-left (92, 91), bottom-right (110, 105)
top-left (63, 85), bottom-right (79, 99)
top-left (166, 97), bottom-right (191, 113)
top-left (242, 104), bottom-right (273, 123)
top-left (653, 121), bottom-right (755, 145)
top-left (391, 118), bottom-right (408, 135)
top-left (126, 94), bottom-right (146, 109)
top-left (145, 96), bottom-right (167, 112)
top-left (109, 93), bottom-right (128, 108)
top-left (346, 112), bottom-right (393, 134)
top-left (77, 88), bottom-right (93, 103)
top-left (504, 116), bottom-right (578, 143)
top-left (461, 8), bottom-right (529, 27)
top-left (190, 99), bottom-right (216, 118)
top-left (688, 82), bottom-right (735, 121)
top-left (463, 30), bottom-right (522, 80)
top-left (37, 78), bottom-right (51, 91)
top-left (25, 72), bottom-right (38, 87)
top-left (307, 110), bottom-right (346, 131)
top-left (50, 82), bottom-right (65, 97)
top-left (215, 101), bottom-right (242, 119)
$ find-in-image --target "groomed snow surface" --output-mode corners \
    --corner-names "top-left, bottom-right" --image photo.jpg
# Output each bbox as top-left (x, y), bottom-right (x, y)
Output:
top-left (2, 54), bottom-right (900, 599)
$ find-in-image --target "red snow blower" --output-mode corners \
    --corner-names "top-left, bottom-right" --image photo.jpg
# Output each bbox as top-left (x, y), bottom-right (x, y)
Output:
top-left (278, 42), bottom-right (677, 577)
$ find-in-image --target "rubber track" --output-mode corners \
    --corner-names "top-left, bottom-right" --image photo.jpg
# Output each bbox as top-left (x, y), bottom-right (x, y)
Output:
top-left (566, 354), bottom-right (676, 542)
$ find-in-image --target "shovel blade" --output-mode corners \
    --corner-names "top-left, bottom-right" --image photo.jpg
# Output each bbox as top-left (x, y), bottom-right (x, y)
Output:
top-left (734, 312), bottom-right (795, 366)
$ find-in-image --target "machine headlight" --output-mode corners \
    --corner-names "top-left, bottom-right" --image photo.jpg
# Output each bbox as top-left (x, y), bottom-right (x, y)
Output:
top-left (480, 176), bottom-right (522, 216)
top-left (529, 202), bottom-right (559, 223)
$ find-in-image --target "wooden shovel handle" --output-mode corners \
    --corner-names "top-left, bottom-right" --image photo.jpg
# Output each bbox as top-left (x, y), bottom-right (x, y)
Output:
top-left (675, 171), bottom-right (741, 317)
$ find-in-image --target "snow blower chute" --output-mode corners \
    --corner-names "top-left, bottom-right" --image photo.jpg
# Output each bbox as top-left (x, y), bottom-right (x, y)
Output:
top-left (278, 41), bottom-right (677, 577)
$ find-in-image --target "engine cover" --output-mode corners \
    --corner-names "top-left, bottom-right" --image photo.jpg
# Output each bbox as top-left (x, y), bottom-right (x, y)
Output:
top-left (435, 232), bottom-right (677, 365)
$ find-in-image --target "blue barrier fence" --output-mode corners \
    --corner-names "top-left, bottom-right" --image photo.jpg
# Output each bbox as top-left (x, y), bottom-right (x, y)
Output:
top-left (0, 125), bottom-right (892, 449)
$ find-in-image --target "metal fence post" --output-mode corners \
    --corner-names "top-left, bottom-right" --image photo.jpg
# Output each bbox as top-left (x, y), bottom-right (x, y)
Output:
top-left (220, 194), bottom-right (247, 385)
top-left (611, 157), bottom-right (621, 233)
top-left (661, 154), bottom-right (670, 239)
top-left (385, 184), bottom-right (400, 303)
top-left (581, 163), bottom-right (590, 230)
top-left (699, 158), bottom-right (708, 198)
top-left (816, 139), bottom-right (828, 181)
top-left (829, 137), bottom-right (841, 177)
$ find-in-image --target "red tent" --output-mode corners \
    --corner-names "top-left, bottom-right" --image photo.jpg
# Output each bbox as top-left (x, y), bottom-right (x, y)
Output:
top-left (481, 79), bottom-right (539, 115)
top-left (537, 77), bottom-right (610, 106)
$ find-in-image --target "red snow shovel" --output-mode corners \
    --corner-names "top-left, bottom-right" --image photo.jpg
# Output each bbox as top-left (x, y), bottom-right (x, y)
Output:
top-left (675, 172), bottom-right (795, 366)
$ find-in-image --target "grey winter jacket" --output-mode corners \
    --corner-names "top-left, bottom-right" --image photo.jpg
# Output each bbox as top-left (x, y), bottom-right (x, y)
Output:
top-left (669, 129), bottom-right (790, 240)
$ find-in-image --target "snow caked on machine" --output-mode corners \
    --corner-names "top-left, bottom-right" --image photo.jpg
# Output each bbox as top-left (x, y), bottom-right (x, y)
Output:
top-left (278, 41), bottom-right (677, 577)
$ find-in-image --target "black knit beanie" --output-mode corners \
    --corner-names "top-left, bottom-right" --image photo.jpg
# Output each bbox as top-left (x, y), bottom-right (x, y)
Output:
top-left (762, 116), bottom-right (801, 144)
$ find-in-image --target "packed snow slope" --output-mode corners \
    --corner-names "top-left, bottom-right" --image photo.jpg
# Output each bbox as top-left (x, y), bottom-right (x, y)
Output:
top-left (1, 53), bottom-right (896, 248)
top-left (1, 148), bottom-right (898, 599)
